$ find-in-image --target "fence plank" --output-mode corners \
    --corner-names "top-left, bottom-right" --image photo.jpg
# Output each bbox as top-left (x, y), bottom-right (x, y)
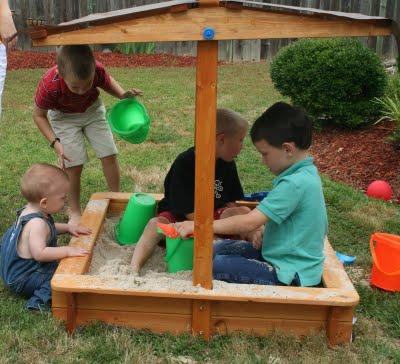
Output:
top-left (383, 0), bottom-right (395, 57)
top-left (376, 0), bottom-right (388, 55)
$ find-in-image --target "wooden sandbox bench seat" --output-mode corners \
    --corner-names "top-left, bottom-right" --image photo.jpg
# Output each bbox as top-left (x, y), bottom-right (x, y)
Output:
top-left (51, 192), bottom-right (359, 346)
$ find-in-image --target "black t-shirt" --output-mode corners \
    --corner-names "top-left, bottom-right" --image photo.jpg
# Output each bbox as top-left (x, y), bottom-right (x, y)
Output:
top-left (157, 147), bottom-right (244, 219)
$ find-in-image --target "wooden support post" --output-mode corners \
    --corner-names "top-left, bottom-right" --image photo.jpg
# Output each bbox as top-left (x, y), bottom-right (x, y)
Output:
top-left (327, 307), bottom-right (354, 347)
top-left (66, 293), bottom-right (77, 334)
top-left (193, 40), bottom-right (218, 289)
top-left (192, 300), bottom-right (212, 339)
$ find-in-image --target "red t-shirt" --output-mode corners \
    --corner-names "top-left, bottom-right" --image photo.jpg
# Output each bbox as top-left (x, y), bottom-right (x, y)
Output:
top-left (34, 61), bottom-right (112, 113)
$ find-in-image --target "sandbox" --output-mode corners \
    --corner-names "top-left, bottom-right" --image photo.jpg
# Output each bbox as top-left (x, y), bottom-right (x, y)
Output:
top-left (52, 192), bottom-right (359, 346)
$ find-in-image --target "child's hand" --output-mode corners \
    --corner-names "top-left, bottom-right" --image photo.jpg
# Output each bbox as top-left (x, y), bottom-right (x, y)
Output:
top-left (175, 221), bottom-right (194, 239)
top-left (54, 141), bottom-right (71, 170)
top-left (122, 88), bottom-right (143, 98)
top-left (66, 246), bottom-right (89, 257)
top-left (0, 8), bottom-right (17, 50)
top-left (244, 226), bottom-right (263, 250)
top-left (68, 224), bottom-right (92, 237)
top-left (251, 236), bottom-right (262, 250)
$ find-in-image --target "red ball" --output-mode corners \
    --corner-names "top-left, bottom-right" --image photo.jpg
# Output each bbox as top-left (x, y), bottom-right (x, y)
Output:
top-left (366, 180), bottom-right (393, 201)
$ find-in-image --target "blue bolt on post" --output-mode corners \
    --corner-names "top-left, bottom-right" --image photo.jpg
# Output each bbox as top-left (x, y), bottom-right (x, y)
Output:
top-left (202, 27), bottom-right (215, 40)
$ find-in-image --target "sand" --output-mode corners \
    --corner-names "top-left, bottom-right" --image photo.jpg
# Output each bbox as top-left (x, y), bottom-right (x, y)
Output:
top-left (88, 218), bottom-right (195, 290)
top-left (87, 220), bottom-right (339, 301)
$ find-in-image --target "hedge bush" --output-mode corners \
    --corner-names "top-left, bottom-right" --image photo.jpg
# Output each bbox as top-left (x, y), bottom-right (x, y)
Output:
top-left (270, 38), bottom-right (388, 128)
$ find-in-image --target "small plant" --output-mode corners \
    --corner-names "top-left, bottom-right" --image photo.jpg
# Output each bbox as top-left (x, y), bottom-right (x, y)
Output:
top-left (375, 95), bottom-right (400, 124)
top-left (114, 42), bottom-right (155, 55)
top-left (270, 38), bottom-right (388, 128)
top-left (385, 74), bottom-right (400, 100)
top-left (375, 95), bottom-right (400, 147)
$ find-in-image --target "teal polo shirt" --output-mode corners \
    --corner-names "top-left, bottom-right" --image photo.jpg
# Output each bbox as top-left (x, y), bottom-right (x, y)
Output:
top-left (257, 157), bottom-right (328, 286)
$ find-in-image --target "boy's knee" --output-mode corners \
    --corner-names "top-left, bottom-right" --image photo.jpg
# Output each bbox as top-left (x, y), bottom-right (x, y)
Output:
top-left (213, 239), bottom-right (234, 257)
top-left (213, 255), bottom-right (228, 273)
top-left (148, 215), bottom-right (172, 228)
top-left (146, 217), bottom-right (159, 230)
top-left (100, 154), bottom-right (118, 163)
top-left (149, 217), bottom-right (159, 225)
top-left (145, 216), bottom-right (169, 238)
top-left (213, 254), bottom-right (238, 281)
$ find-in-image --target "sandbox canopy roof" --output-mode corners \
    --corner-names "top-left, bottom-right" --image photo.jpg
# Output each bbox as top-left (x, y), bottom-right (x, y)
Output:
top-left (57, 0), bottom-right (391, 27)
top-left (28, 0), bottom-right (399, 44)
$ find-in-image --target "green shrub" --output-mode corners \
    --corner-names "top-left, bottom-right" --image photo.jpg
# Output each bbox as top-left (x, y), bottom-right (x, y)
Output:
top-left (270, 38), bottom-right (388, 128)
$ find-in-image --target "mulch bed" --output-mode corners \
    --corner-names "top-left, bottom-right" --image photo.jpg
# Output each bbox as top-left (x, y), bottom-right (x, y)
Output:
top-left (7, 51), bottom-right (400, 200)
top-left (311, 122), bottom-right (400, 201)
top-left (7, 50), bottom-right (198, 70)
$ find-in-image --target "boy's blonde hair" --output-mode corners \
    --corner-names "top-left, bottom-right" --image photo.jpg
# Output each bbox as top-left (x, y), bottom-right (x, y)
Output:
top-left (21, 163), bottom-right (69, 203)
top-left (57, 45), bottom-right (95, 80)
top-left (217, 108), bottom-right (248, 136)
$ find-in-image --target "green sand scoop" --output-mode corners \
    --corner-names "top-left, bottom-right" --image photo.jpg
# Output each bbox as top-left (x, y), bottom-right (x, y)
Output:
top-left (106, 98), bottom-right (150, 144)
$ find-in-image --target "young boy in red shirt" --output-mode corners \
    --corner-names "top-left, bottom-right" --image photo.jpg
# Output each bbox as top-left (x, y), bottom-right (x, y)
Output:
top-left (33, 45), bottom-right (142, 224)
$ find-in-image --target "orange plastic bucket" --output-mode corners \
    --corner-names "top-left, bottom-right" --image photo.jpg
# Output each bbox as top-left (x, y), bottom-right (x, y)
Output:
top-left (370, 233), bottom-right (400, 292)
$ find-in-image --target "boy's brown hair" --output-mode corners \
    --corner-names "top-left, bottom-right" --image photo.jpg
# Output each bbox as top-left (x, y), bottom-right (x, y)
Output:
top-left (56, 45), bottom-right (95, 80)
top-left (217, 108), bottom-right (248, 136)
top-left (250, 102), bottom-right (312, 150)
top-left (21, 163), bottom-right (69, 203)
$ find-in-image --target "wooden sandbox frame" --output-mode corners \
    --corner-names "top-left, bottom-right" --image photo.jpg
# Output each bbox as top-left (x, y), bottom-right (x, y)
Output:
top-left (53, 192), bottom-right (359, 346)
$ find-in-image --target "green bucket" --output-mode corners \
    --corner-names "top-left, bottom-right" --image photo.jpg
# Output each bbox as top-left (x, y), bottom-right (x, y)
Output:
top-left (164, 236), bottom-right (194, 273)
top-left (115, 193), bottom-right (156, 245)
top-left (106, 98), bottom-right (150, 144)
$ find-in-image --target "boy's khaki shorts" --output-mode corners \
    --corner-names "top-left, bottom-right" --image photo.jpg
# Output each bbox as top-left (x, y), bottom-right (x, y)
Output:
top-left (48, 98), bottom-right (117, 168)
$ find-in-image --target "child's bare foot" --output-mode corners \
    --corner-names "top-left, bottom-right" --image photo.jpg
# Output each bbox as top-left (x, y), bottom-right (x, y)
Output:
top-left (68, 213), bottom-right (81, 226)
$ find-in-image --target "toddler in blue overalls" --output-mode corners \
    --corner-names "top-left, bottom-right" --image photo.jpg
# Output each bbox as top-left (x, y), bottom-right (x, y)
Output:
top-left (0, 163), bottom-right (90, 311)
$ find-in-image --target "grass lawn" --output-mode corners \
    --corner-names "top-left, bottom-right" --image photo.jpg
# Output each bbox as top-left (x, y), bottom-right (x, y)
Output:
top-left (0, 64), bottom-right (399, 363)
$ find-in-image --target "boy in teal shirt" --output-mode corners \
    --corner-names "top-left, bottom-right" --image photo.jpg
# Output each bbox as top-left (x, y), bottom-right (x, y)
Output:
top-left (176, 102), bottom-right (328, 287)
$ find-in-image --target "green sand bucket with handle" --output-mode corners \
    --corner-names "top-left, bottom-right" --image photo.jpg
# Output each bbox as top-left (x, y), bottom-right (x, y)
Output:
top-left (106, 98), bottom-right (150, 144)
top-left (158, 223), bottom-right (194, 273)
top-left (115, 193), bottom-right (156, 245)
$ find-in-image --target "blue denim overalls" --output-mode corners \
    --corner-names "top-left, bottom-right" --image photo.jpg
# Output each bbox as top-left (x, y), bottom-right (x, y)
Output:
top-left (0, 209), bottom-right (59, 310)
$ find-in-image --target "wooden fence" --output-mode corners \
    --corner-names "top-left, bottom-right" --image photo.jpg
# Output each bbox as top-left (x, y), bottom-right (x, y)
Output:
top-left (8, 0), bottom-right (400, 61)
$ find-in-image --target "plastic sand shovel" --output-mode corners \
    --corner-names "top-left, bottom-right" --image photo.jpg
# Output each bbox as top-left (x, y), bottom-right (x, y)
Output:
top-left (157, 222), bottom-right (180, 238)
top-left (157, 222), bottom-right (194, 239)
top-left (335, 251), bottom-right (356, 265)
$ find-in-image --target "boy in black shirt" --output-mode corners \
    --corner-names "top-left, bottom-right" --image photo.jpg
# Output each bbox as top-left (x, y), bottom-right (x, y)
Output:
top-left (156, 146), bottom-right (245, 221)
top-left (131, 108), bottom-right (250, 274)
